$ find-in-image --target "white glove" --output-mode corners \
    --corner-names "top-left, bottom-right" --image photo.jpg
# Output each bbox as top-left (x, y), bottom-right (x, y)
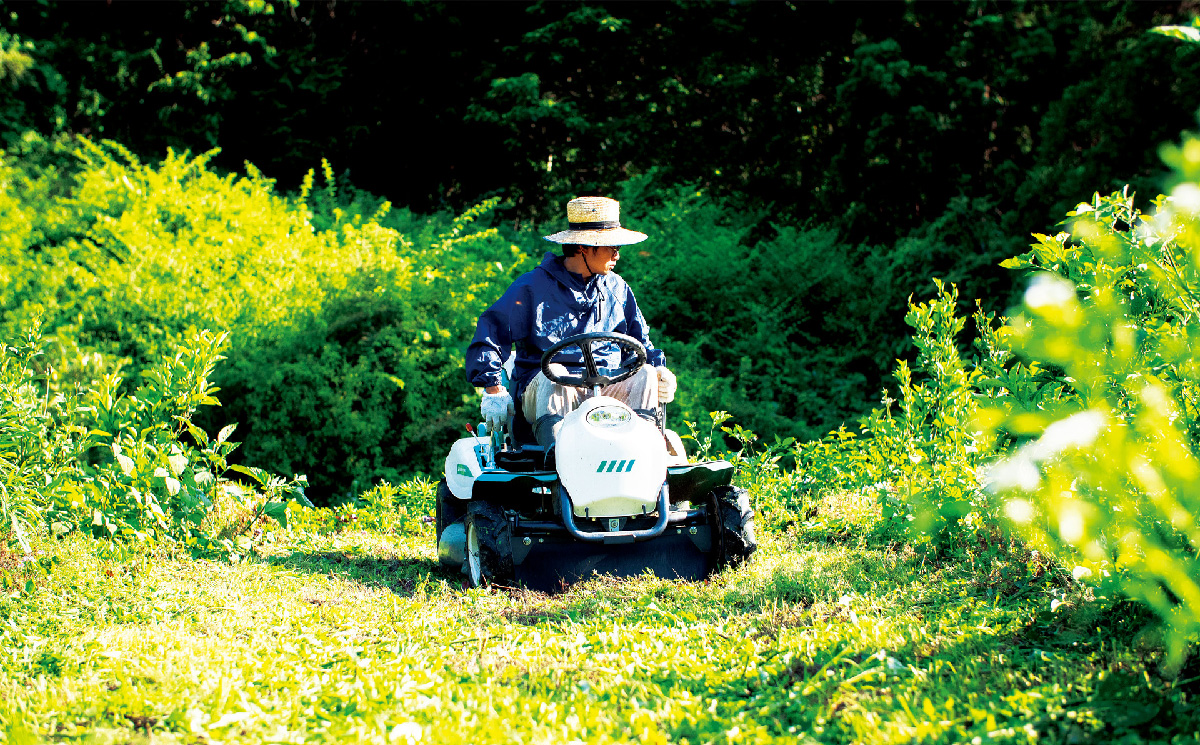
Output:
top-left (481, 390), bottom-right (514, 434)
top-left (656, 366), bottom-right (677, 404)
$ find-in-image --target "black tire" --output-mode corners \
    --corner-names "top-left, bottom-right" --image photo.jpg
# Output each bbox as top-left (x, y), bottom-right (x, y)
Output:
top-left (463, 501), bottom-right (514, 588)
top-left (709, 485), bottom-right (757, 569)
top-left (435, 479), bottom-right (468, 538)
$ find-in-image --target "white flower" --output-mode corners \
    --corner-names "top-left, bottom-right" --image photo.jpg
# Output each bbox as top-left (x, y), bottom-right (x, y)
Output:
top-left (1024, 273), bottom-right (1076, 310)
top-left (390, 722), bottom-right (423, 743)
top-left (1171, 183), bottom-right (1200, 213)
top-left (1032, 410), bottom-right (1106, 459)
top-left (984, 449), bottom-right (1041, 492)
top-left (1004, 498), bottom-right (1035, 524)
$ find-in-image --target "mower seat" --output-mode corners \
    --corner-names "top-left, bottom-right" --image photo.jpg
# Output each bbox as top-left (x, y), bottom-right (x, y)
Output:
top-left (508, 388), bottom-right (537, 446)
top-left (495, 395), bottom-right (547, 472)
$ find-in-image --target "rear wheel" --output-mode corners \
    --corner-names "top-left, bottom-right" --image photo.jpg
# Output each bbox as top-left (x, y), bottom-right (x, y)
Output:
top-left (709, 485), bottom-right (757, 569)
top-left (463, 501), bottom-right (514, 588)
top-left (435, 479), bottom-right (467, 538)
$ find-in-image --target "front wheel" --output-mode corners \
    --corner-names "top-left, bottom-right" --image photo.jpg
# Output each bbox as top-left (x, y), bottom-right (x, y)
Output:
top-left (709, 485), bottom-right (757, 569)
top-left (462, 501), bottom-right (514, 588)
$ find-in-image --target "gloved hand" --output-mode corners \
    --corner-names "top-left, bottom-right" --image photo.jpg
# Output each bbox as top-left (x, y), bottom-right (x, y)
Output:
top-left (481, 390), bottom-right (514, 434)
top-left (656, 366), bottom-right (677, 404)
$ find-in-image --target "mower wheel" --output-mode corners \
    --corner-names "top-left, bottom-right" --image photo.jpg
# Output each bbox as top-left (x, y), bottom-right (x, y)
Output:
top-left (463, 501), bottom-right (514, 588)
top-left (710, 485), bottom-right (757, 568)
top-left (436, 479), bottom-right (467, 538)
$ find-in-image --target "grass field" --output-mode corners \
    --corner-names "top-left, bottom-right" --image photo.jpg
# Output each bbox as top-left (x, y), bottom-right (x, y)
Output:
top-left (3, 491), bottom-right (1198, 745)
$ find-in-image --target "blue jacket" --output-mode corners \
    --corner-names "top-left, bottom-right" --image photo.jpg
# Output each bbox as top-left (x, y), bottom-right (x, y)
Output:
top-left (466, 251), bottom-right (665, 398)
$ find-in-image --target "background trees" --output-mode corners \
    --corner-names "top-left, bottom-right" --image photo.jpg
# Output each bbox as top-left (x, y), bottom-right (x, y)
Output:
top-left (3, 0), bottom-right (1200, 499)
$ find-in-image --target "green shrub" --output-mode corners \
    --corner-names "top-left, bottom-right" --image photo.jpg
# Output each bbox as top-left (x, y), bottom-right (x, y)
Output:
top-left (980, 134), bottom-right (1200, 656)
top-left (610, 176), bottom-right (1014, 451)
top-left (284, 478), bottom-right (436, 537)
top-left (0, 318), bottom-right (309, 556)
top-left (61, 329), bottom-right (311, 557)
top-left (860, 281), bottom-right (988, 546)
top-left (778, 281), bottom-right (988, 550)
top-left (0, 138), bottom-right (534, 501)
top-left (0, 321), bottom-right (74, 553)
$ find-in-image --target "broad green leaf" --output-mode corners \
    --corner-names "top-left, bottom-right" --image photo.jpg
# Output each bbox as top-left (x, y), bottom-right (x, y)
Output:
top-left (263, 501), bottom-right (289, 528)
top-left (291, 489), bottom-right (315, 509)
top-left (185, 422), bottom-right (210, 447)
top-left (229, 464), bottom-right (266, 485)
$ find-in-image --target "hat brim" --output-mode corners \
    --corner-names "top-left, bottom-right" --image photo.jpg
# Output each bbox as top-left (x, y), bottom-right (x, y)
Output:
top-left (543, 227), bottom-right (648, 246)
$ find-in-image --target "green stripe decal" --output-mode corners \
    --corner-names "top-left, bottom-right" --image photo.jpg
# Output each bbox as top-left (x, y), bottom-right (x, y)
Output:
top-left (596, 460), bottom-right (636, 473)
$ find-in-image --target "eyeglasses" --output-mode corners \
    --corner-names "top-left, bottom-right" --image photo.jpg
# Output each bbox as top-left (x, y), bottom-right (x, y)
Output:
top-left (586, 246), bottom-right (620, 257)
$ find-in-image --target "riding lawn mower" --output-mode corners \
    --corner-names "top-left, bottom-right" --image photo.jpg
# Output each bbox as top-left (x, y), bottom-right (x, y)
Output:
top-left (436, 332), bottom-right (757, 591)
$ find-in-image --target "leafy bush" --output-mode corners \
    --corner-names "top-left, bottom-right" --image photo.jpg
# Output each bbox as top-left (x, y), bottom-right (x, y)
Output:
top-left (284, 478), bottom-right (436, 537)
top-left (859, 281), bottom-right (988, 546)
top-left (0, 138), bottom-right (534, 501)
top-left (777, 281), bottom-right (988, 550)
top-left (0, 322), bottom-right (75, 553)
top-left (0, 134), bottom-right (1038, 502)
top-left (681, 313), bottom-right (983, 543)
top-left (0, 318), bottom-right (309, 556)
top-left (617, 179), bottom-right (911, 445)
top-left (980, 169), bottom-right (1200, 656)
top-left (66, 329), bottom-right (310, 557)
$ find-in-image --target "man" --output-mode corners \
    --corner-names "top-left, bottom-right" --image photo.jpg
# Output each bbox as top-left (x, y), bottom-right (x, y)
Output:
top-left (465, 196), bottom-right (677, 452)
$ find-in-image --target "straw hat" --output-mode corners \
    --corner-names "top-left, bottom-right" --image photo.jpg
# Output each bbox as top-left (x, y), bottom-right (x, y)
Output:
top-left (542, 196), bottom-right (647, 246)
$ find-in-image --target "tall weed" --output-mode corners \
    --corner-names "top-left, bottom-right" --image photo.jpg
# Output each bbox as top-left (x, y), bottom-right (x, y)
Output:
top-left (787, 282), bottom-right (987, 550)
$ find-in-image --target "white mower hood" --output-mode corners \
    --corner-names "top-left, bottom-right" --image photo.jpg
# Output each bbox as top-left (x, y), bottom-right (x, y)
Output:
top-left (556, 396), bottom-right (667, 518)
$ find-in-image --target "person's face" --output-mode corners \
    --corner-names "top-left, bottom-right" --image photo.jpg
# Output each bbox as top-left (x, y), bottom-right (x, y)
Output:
top-left (583, 245), bottom-right (620, 274)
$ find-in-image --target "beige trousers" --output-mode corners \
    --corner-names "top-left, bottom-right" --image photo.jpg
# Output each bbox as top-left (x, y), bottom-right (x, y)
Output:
top-left (523, 363), bottom-right (658, 422)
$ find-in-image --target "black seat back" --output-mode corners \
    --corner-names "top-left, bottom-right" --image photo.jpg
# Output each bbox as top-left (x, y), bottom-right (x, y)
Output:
top-left (509, 388), bottom-right (537, 446)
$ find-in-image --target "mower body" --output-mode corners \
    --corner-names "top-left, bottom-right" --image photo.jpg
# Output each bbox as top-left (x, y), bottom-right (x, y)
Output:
top-left (438, 392), bottom-right (753, 592)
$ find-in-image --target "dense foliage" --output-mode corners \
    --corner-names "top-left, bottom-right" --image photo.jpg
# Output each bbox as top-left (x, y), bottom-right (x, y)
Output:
top-left (0, 138), bottom-right (536, 501)
top-left (775, 123), bottom-right (1200, 655)
top-left (4, 1), bottom-right (1200, 448)
top-left (2, 7), bottom-right (1200, 739)
top-left (0, 137), bottom-right (983, 496)
top-left (979, 175), bottom-right (1200, 657)
top-left (0, 317), bottom-right (312, 559)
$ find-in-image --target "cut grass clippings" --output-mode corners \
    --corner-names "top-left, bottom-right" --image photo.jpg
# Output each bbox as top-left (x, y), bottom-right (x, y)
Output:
top-left (2, 518), bottom-right (1198, 744)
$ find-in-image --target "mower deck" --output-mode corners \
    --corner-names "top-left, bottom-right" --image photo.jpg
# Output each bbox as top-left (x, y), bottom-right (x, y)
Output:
top-left (508, 523), bottom-right (714, 592)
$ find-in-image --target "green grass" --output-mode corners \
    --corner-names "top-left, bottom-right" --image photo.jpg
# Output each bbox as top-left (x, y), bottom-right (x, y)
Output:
top-left (2, 493), bottom-right (1198, 744)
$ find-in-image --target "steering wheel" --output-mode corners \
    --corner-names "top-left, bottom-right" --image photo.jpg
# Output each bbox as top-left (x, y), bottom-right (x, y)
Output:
top-left (541, 331), bottom-right (648, 388)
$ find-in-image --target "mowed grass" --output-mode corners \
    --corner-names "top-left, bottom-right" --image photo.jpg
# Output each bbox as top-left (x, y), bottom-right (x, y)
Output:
top-left (2, 494), bottom-right (1198, 744)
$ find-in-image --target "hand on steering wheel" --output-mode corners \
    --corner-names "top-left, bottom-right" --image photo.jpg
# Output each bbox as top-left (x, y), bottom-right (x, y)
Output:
top-left (540, 332), bottom-right (648, 389)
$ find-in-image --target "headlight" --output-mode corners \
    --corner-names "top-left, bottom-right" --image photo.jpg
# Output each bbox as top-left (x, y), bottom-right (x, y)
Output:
top-left (586, 406), bottom-right (631, 428)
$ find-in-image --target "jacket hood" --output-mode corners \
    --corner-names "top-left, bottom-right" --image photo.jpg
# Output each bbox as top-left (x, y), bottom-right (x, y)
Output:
top-left (535, 251), bottom-right (607, 314)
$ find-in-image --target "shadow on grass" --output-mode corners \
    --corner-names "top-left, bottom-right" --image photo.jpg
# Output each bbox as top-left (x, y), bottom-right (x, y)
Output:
top-left (265, 550), bottom-right (451, 597)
